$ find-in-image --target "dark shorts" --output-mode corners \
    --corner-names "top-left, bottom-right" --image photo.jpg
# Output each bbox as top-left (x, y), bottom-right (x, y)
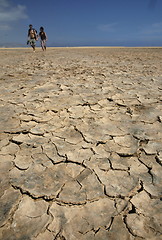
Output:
top-left (29, 39), bottom-right (36, 46)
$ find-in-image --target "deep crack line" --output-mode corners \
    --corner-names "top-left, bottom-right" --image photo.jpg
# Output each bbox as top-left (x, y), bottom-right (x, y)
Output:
top-left (10, 184), bottom-right (99, 206)
top-left (74, 125), bottom-right (93, 144)
top-left (11, 184), bottom-right (55, 202)
top-left (155, 154), bottom-right (162, 166)
top-left (137, 157), bottom-right (154, 184)
top-left (123, 215), bottom-right (144, 239)
top-left (106, 216), bottom-right (114, 231)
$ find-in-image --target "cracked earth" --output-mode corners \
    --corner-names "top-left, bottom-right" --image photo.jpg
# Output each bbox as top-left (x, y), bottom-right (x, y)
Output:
top-left (0, 47), bottom-right (162, 240)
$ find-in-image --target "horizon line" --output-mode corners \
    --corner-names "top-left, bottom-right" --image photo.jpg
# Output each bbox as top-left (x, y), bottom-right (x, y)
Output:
top-left (0, 46), bottom-right (162, 50)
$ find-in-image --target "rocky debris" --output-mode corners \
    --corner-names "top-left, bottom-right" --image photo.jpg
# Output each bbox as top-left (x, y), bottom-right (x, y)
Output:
top-left (0, 47), bottom-right (162, 240)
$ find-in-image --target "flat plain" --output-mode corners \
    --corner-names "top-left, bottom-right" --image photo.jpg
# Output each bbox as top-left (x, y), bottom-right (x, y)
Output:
top-left (0, 47), bottom-right (162, 240)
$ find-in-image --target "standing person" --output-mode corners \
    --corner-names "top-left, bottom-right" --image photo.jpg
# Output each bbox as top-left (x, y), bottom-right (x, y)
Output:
top-left (27, 24), bottom-right (38, 52)
top-left (39, 27), bottom-right (47, 51)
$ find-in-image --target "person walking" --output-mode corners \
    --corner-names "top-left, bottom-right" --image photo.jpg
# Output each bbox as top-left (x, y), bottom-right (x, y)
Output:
top-left (39, 27), bottom-right (47, 51)
top-left (27, 24), bottom-right (38, 52)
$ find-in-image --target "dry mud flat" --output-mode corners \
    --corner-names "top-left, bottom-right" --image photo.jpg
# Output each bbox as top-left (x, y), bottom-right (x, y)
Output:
top-left (0, 47), bottom-right (162, 240)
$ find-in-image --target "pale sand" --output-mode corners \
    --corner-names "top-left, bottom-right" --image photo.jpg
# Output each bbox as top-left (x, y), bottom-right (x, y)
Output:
top-left (0, 47), bottom-right (162, 240)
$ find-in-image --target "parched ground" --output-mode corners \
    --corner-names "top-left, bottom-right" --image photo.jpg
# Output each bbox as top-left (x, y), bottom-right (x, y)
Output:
top-left (0, 47), bottom-right (162, 240)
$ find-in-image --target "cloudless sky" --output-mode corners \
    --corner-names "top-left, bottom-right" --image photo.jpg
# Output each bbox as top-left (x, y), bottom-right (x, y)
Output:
top-left (0, 0), bottom-right (162, 47)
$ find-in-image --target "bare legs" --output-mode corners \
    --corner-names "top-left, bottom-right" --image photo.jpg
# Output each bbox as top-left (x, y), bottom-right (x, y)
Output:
top-left (29, 39), bottom-right (36, 52)
top-left (41, 40), bottom-right (47, 51)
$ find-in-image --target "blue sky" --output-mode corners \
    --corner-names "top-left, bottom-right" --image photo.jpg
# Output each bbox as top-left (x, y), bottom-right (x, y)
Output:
top-left (0, 0), bottom-right (162, 47)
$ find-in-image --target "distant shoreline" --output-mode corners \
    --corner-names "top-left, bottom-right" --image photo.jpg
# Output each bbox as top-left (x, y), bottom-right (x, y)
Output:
top-left (0, 46), bottom-right (162, 50)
